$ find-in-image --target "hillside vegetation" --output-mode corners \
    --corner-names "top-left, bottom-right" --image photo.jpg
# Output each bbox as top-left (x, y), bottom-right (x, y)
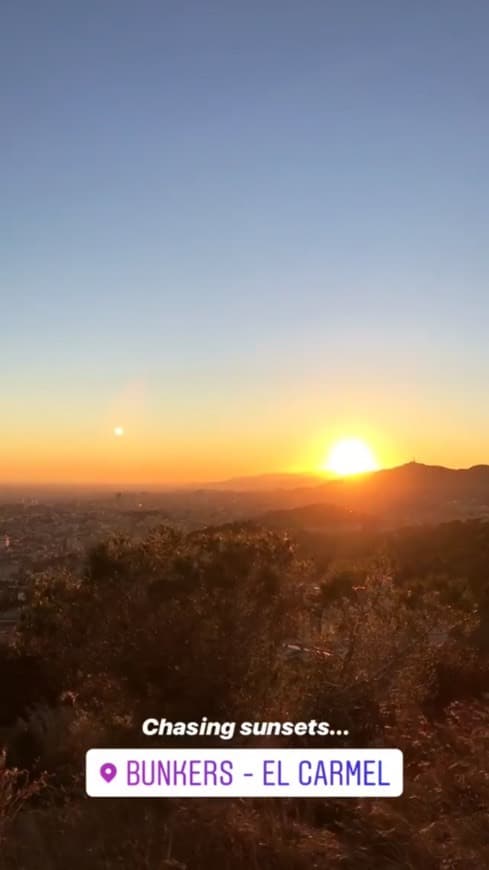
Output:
top-left (0, 521), bottom-right (488, 868)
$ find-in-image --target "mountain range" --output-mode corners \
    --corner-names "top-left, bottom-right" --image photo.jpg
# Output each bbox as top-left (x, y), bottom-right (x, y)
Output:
top-left (207, 462), bottom-right (489, 528)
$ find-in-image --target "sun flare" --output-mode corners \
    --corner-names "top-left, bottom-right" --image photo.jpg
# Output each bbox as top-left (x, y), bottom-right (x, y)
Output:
top-left (322, 438), bottom-right (379, 477)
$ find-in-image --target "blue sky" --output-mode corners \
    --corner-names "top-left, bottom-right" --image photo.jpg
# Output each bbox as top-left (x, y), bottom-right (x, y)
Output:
top-left (2, 1), bottom-right (489, 482)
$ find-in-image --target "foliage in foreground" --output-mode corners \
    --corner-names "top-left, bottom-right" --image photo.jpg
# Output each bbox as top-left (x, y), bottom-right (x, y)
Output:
top-left (1, 523), bottom-right (488, 868)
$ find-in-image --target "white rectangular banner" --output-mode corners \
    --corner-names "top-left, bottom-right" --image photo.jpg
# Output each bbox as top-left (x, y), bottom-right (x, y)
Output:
top-left (86, 748), bottom-right (403, 798)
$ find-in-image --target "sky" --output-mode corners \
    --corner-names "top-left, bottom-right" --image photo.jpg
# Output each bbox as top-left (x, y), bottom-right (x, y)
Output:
top-left (2, 1), bottom-right (489, 484)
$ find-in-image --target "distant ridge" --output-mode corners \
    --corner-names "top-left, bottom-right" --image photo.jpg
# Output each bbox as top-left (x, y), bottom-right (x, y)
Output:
top-left (259, 502), bottom-right (373, 532)
top-left (195, 461), bottom-right (489, 493)
top-left (190, 462), bottom-right (489, 528)
top-left (197, 472), bottom-right (326, 492)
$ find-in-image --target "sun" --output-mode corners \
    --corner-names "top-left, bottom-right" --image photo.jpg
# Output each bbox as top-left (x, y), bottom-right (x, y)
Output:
top-left (113, 426), bottom-right (125, 438)
top-left (322, 438), bottom-right (379, 477)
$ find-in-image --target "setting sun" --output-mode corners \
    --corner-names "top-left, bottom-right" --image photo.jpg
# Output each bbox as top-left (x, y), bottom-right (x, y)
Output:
top-left (322, 438), bottom-right (379, 477)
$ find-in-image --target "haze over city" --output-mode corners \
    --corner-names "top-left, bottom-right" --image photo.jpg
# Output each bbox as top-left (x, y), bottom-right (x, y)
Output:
top-left (3, 1), bottom-right (489, 485)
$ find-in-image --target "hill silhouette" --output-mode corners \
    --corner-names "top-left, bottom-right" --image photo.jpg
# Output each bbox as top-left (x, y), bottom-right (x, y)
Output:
top-left (259, 502), bottom-right (373, 533)
top-left (197, 472), bottom-right (325, 491)
top-left (313, 462), bottom-right (489, 520)
top-left (205, 462), bottom-right (489, 528)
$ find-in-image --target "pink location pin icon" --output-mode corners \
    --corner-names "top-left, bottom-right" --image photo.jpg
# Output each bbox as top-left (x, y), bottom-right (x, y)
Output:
top-left (100, 763), bottom-right (117, 783)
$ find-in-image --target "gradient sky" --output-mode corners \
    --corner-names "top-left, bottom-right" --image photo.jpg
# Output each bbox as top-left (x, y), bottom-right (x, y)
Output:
top-left (2, 1), bottom-right (489, 484)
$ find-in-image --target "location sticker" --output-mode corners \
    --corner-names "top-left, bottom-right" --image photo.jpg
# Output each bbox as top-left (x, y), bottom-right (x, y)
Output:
top-left (100, 763), bottom-right (117, 783)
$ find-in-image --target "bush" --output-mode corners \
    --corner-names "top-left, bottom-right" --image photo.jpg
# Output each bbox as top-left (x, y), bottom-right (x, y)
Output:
top-left (3, 523), bottom-right (488, 868)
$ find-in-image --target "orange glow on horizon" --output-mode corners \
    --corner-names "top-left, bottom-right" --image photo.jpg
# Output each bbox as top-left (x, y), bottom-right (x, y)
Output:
top-left (1, 410), bottom-right (481, 488)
